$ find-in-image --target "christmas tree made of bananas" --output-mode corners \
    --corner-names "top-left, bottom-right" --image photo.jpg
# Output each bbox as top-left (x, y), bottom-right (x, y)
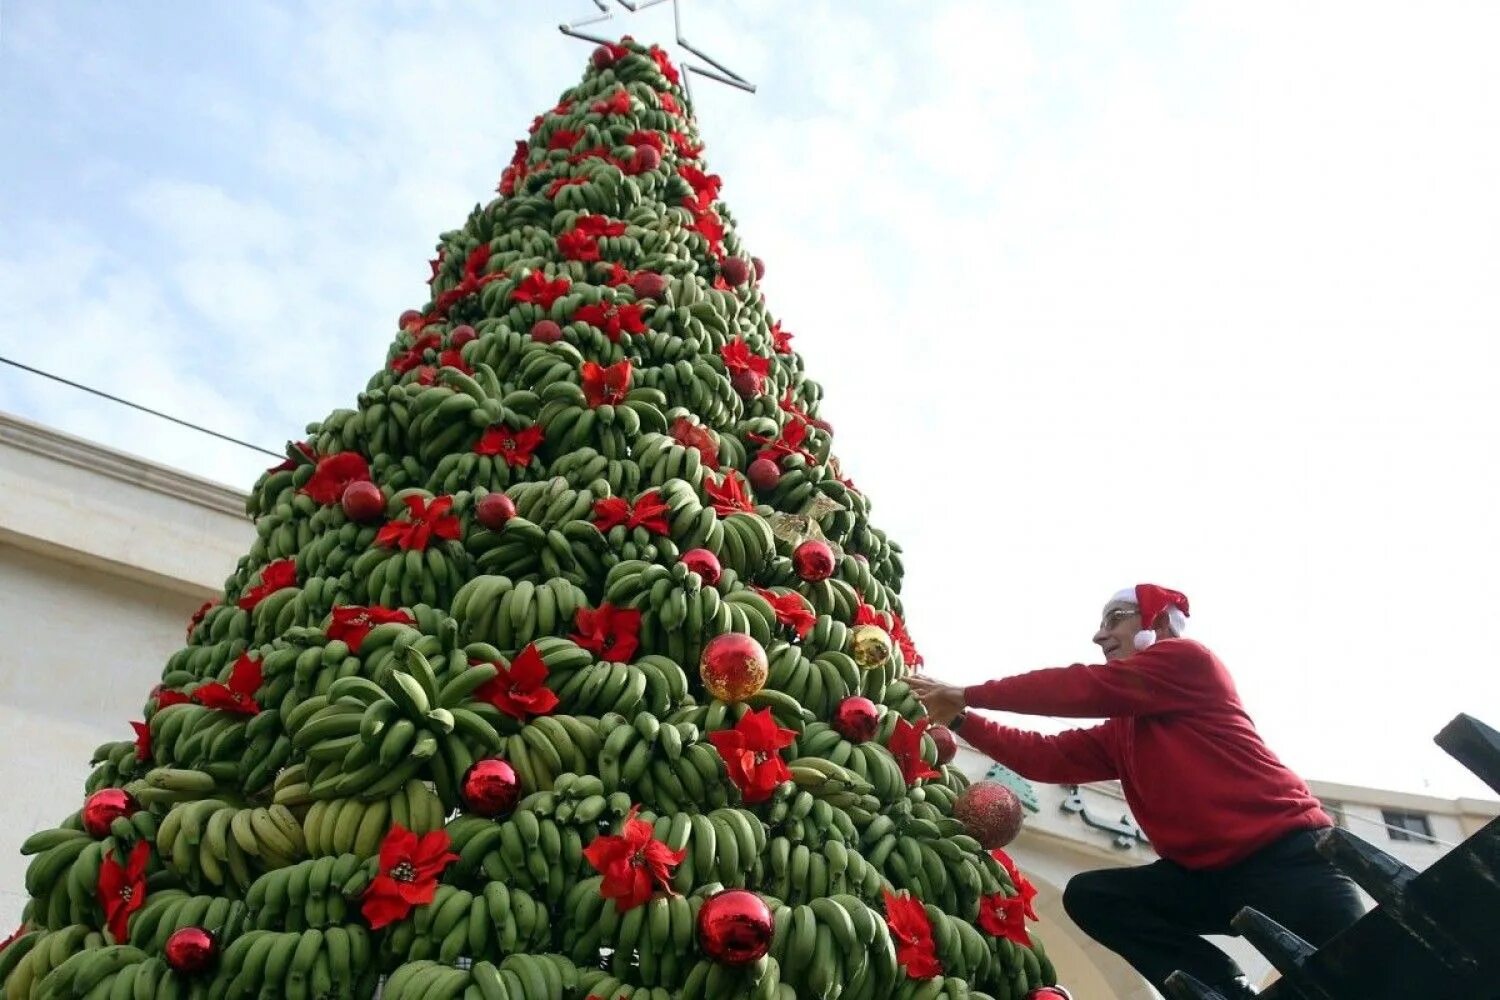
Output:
top-left (0, 40), bottom-right (1057, 1000)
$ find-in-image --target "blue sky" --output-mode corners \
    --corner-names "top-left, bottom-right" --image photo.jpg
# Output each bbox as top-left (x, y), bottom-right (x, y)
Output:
top-left (4, 1), bottom-right (1499, 801)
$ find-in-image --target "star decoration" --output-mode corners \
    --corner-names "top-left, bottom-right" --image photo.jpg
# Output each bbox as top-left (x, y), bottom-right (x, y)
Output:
top-left (560, 0), bottom-right (756, 104)
top-left (802, 493), bottom-right (845, 521)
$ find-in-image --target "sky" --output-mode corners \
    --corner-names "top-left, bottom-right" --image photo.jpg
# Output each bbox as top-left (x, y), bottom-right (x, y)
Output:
top-left (2, 1), bottom-right (1498, 802)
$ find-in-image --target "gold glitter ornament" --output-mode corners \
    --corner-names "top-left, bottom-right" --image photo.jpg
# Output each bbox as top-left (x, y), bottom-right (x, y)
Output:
top-left (849, 624), bottom-right (893, 670)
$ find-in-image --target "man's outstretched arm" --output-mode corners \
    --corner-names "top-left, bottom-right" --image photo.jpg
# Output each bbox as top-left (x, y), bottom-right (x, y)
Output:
top-left (956, 713), bottom-right (1118, 784)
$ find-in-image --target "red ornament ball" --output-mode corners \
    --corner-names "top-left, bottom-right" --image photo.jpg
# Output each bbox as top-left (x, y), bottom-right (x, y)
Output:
top-left (634, 145), bottom-right (662, 172)
top-left (930, 724), bottom-right (958, 765)
top-left (591, 45), bottom-right (618, 69)
top-left (954, 781), bottom-right (1025, 849)
top-left (1024, 989), bottom-right (1072, 1000)
top-left (475, 493), bottom-right (517, 530)
top-left (340, 481), bottom-right (385, 524)
top-left (398, 309), bottom-right (423, 328)
top-left (832, 697), bottom-right (880, 743)
top-left (164, 926), bottom-right (218, 974)
top-left (81, 789), bottom-right (139, 838)
top-left (530, 319), bottom-right (563, 344)
top-left (792, 539), bottom-right (836, 582)
top-left (697, 889), bottom-right (773, 965)
top-left (461, 759), bottom-right (521, 817)
top-left (632, 272), bottom-right (668, 300)
top-left (680, 548), bottom-right (722, 586)
top-left (720, 257), bottom-right (751, 287)
top-left (752, 257), bottom-right (765, 280)
top-left (747, 458), bottom-right (781, 492)
top-left (699, 633), bottom-right (768, 703)
top-left (730, 369), bottom-right (763, 398)
top-left (449, 324), bottom-right (478, 348)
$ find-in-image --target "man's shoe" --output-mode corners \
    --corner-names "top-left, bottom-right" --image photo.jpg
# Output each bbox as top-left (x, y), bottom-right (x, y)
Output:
top-left (1212, 978), bottom-right (1258, 999)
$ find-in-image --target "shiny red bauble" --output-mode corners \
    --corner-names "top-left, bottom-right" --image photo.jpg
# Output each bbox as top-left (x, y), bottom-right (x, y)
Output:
top-left (475, 493), bottom-right (517, 530)
top-left (730, 369), bottom-right (763, 398)
top-left (1024, 989), bottom-right (1072, 1000)
top-left (81, 789), bottom-right (139, 838)
top-left (832, 697), bottom-right (880, 744)
top-left (634, 145), bottom-right (662, 172)
top-left (164, 926), bottom-right (218, 974)
top-left (954, 781), bottom-right (1025, 849)
top-left (699, 633), bottom-right (768, 703)
top-left (680, 548), bottom-right (721, 586)
top-left (340, 481), bottom-right (385, 523)
top-left (720, 257), bottom-right (751, 287)
top-left (449, 324), bottom-right (478, 348)
top-left (398, 309), bottom-right (423, 328)
top-left (747, 458), bottom-right (781, 492)
top-left (530, 319), bottom-right (563, 344)
top-left (632, 272), bottom-right (668, 300)
top-left (930, 725), bottom-right (958, 765)
top-left (792, 539), bottom-right (836, 582)
top-left (461, 759), bottom-right (521, 818)
top-left (697, 889), bottom-right (773, 965)
top-left (591, 45), bottom-right (618, 69)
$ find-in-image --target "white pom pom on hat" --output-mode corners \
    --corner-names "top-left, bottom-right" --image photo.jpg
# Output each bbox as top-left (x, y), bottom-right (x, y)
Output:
top-left (1111, 584), bottom-right (1190, 650)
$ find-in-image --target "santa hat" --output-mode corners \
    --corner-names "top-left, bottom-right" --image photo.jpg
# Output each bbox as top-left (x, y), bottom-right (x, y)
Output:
top-left (1111, 584), bottom-right (1190, 650)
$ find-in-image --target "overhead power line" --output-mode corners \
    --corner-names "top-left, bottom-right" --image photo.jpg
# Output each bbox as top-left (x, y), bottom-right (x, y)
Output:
top-left (1, 355), bottom-right (284, 460)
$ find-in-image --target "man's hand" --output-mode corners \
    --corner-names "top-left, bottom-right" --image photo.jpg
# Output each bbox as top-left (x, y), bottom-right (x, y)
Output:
top-left (907, 675), bottom-right (966, 725)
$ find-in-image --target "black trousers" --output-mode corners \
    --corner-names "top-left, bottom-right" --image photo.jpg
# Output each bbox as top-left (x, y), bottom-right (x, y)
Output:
top-left (1062, 827), bottom-right (1366, 992)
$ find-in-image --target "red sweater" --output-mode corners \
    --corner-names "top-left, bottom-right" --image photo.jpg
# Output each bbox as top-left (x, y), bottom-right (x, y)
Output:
top-left (960, 639), bottom-right (1330, 870)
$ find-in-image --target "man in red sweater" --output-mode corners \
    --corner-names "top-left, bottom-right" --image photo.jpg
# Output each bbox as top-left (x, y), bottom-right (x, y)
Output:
top-left (909, 585), bottom-right (1363, 999)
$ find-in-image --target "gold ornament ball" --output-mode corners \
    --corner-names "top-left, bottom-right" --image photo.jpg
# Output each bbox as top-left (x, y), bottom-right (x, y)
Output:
top-left (849, 625), bottom-right (893, 670)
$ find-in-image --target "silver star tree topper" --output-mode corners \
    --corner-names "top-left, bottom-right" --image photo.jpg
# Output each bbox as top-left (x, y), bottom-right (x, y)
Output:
top-left (560, 0), bottom-right (756, 104)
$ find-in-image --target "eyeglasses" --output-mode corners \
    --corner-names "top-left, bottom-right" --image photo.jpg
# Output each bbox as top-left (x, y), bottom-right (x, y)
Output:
top-left (1101, 608), bottom-right (1139, 629)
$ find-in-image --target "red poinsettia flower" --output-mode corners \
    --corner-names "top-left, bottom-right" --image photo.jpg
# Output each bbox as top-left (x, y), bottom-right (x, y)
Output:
top-left (237, 558), bottom-right (297, 611)
top-left (670, 417), bottom-right (719, 470)
top-left (98, 840), bottom-right (149, 943)
top-left (474, 425), bottom-right (544, 468)
top-left (572, 603), bottom-right (643, 662)
top-left (748, 415), bottom-right (817, 465)
top-left (557, 228), bottom-right (602, 262)
top-left (512, 271), bottom-right (572, 310)
top-left (978, 891), bottom-right (1032, 946)
top-left (888, 717), bottom-right (940, 784)
top-left (391, 332), bottom-right (441, 374)
top-left (658, 91), bottom-right (680, 115)
top-left (427, 254), bottom-right (443, 286)
top-left (376, 495), bottom-right (462, 552)
top-left (592, 489), bottom-right (671, 534)
top-left (648, 45), bottom-right (681, 85)
top-left (301, 451), bottom-right (372, 505)
top-left (0, 925), bottom-right (24, 955)
top-left (548, 128), bottom-right (582, 152)
top-left (778, 389), bottom-right (833, 433)
top-left (601, 261), bottom-right (633, 286)
top-left (265, 440), bottom-right (314, 474)
top-left (433, 244), bottom-right (505, 314)
top-left (547, 175), bottom-right (590, 199)
top-left (991, 849), bottom-right (1040, 921)
top-left (769, 321), bottom-right (794, 355)
top-left (721, 338), bottom-right (770, 392)
top-left (751, 587), bottom-right (817, 639)
top-left (576, 215), bottom-right (628, 238)
top-left (883, 889), bottom-right (942, 980)
top-left (131, 720), bottom-right (151, 762)
top-left (552, 97), bottom-right (576, 116)
top-left (854, 602), bottom-right (886, 630)
top-left (670, 130), bottom-right (701, 159)
top-left (153, 687), bottom-right (191, 709)
top-left (582, 805), bottom-right (686, 912)
top-left (704, 472), bottom-right (755, 517)
top-left (327, 605), bottom-right (416, 653)
top-left (890, 612), bottom-right (923, 668)
top-left (194, 653), bottom-right (262, 716)
top-left (474, 643), bottom-right (560, 720)
top-left (574, 301), bottom-right (647, 342)
top-left (707, 708), bottom-right (796, 804)
top-left (678, 165), bottom-right (723, 214)
top-left (412, 348), bottom-right (472, 387)
top-left (625, 129), bottom-right (665, 154)
top-left (691, 211), bottom-right (726, 257)
top-left (499, 140), bottom-right (529, 195)
top-left (361, 825), bottom-right (458, 930)
top-left (581, 360), bottom-right (633, 407)
top-left (591, 89), bottom-right (633, 116)
top-left (185, 599), bottom-right (217, 640)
